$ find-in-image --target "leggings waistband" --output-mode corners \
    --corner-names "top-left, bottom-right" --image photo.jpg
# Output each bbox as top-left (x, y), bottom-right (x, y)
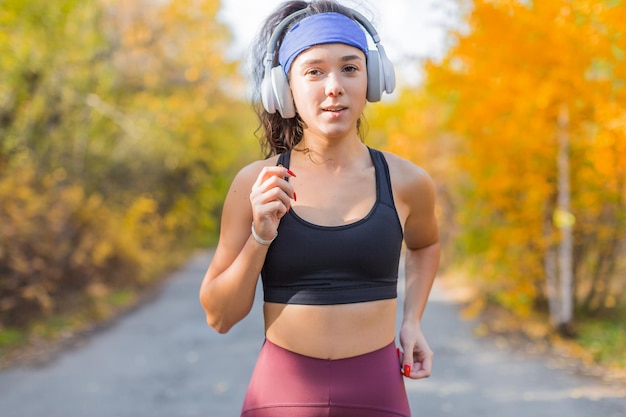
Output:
top-left (241, 339), bottom-right (411, 417)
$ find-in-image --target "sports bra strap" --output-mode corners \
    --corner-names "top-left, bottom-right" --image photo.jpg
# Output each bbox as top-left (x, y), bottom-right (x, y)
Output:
top-left (368, 147), bottom-right (395, 208)
top-left (276, 151), bottom-right (290, 170)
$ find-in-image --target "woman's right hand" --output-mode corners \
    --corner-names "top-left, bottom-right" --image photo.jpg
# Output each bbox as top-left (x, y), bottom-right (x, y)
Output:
top-left (199, 163), bottom-right (296, 333)
top-left (249, 165), bottom-right (296, 241)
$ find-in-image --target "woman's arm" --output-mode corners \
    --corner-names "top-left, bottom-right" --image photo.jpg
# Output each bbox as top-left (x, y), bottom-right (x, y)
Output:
top-left (199, 161), bottom-right (295, 333)
top-left (388, 154), bottom-right (440, 379)
top-left (400, 241), bottom-right (440, 379)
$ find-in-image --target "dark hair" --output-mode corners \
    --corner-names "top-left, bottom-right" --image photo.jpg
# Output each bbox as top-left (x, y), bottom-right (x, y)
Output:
top-left (249, 0), bottom-right (370, 158)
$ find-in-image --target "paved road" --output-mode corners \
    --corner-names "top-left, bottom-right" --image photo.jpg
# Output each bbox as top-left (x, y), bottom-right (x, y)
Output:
top-left (0, 251), bottom-right (624, 417)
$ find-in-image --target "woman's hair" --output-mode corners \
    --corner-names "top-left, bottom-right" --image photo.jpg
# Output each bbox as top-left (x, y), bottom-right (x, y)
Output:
top-left (249, 0), bottom-right (369, 158)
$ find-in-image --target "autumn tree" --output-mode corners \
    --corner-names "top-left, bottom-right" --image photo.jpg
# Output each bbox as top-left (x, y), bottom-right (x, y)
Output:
top-left (0, 0), bottom-right (257, 327)
top-left (372, 0), bottom-right (626, 331)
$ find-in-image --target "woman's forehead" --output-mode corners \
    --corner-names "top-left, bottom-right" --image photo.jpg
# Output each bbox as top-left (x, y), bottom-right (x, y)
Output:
top-left (292, 43), bottom-right (366, 65)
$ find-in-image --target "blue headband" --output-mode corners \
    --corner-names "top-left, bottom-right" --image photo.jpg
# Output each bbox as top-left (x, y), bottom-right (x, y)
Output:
top-left (278, 12), bottom-right (369, 76)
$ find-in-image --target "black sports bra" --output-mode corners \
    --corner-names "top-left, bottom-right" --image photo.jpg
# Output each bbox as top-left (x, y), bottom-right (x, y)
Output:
top-left (261, 147), bottom-right (404, 305)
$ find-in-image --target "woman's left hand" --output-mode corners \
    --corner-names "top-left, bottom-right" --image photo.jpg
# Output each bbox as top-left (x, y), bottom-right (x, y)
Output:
top-left (399, 321), bottom-right (433, 379)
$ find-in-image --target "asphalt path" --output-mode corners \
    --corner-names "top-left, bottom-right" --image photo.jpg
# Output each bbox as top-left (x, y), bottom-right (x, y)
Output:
top-left (0, 250), bottom-right (624, 417)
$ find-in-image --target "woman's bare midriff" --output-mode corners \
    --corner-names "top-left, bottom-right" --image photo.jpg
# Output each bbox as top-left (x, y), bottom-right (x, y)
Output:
top-left (263, 298), bottom-right (397, 359)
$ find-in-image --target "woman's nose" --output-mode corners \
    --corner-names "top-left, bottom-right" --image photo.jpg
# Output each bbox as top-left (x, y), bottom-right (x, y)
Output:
top-left (325, 73), bottom-right (344, 96)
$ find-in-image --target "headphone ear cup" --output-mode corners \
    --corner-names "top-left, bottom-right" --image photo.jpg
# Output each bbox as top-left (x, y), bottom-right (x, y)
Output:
top-left (270, 66), bottom-right (296, 118)
top-left (382, 58), bottom-right (396, 94)
top-left (261, 69), bottom-right (277, 114)
top-left (377, 44), bottom-right (396, 94)
top-left (366, 50), bottom-right (383, 102)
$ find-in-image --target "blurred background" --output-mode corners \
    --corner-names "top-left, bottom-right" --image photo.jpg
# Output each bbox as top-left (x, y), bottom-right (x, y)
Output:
top-left (0, 0), bottom-right (624, 377)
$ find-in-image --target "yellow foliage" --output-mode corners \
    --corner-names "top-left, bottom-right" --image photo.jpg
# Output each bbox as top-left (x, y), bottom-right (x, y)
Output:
top-left (0, 0), bottom-right (254, 329)
top-left (0, 155), bottom-right (179, 326)
top-left (370, 0), bottom-right (626, 317)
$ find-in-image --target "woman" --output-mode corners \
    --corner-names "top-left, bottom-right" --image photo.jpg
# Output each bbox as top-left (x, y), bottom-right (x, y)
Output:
top-left (199, 1), bottom-right (440, 416)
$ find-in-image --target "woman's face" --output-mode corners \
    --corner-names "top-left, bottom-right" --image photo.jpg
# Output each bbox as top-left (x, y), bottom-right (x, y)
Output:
top-left (288, 43), bottom-right (368, 141)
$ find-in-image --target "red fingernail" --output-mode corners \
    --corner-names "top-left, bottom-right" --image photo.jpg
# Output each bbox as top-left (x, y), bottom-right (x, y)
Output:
top-left (293, 192), bottom-right (297, 202)
top-left (404, 365), bottom-right (411, 377)
top-left (397, 348), bottom-right (401, 359)
top-left (287, 169), bottom-right (296, 177)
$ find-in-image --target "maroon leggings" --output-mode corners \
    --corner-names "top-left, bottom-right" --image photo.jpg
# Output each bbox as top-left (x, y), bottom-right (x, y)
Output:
top-left (241, 339), bottom-right (411, 417)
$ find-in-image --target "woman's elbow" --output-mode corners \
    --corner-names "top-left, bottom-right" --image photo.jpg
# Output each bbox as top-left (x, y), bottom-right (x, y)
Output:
top-left (198, 287), bottom-right (254, 334)
top-left (205, 314), bottom-right (234, 334)
top-left (200, 297), bottom-right (236, 333)
top-left (201, 299), bottom-right (246, 334)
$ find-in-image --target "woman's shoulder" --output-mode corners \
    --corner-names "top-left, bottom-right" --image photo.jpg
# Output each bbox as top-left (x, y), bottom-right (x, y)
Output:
top-left (231, 154), bottom-right (281, 186)
top-left (378, 150), bottom-right (434, 192)
top-left (378, 150), bottom-right (437, 240)
top-left (221, 154), bottom-right (282, 216)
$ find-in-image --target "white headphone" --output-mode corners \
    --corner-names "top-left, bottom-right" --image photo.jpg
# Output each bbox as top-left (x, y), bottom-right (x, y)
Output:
top-left (261, 8), bottom-right (396, 119)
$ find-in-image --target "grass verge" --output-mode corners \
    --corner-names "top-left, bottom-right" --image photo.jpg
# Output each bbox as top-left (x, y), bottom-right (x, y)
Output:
top-left (439, 271), bottom-right (626, 385)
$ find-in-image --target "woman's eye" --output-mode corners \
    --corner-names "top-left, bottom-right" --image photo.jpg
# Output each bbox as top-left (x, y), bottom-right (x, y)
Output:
top-left (306, 69), bottom-right (322, 76)
top-left (343, 65), bottom-right (358, 73)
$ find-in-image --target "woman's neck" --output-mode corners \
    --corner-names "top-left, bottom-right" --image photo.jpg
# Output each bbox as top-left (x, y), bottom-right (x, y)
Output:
top-left (294, 133), bottom-right (368, 170)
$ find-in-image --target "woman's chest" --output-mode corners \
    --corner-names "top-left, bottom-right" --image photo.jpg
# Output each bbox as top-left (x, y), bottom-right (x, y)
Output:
top-left (289, 167), bottom-right (376, 227)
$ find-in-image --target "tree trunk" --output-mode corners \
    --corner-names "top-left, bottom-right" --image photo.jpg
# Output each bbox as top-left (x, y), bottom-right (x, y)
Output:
top-left (556, 103), bottom-right (575, 336)
top-left (544, 242), bottom-right (560, 326)
top-left (543, 201), bottom-right (559, 326)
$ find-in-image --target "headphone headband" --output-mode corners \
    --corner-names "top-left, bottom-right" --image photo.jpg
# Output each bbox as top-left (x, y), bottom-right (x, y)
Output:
top-left (265, 9), bottom-right (309, 63)
top-left (265, 9), bottom-right (382, 64)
